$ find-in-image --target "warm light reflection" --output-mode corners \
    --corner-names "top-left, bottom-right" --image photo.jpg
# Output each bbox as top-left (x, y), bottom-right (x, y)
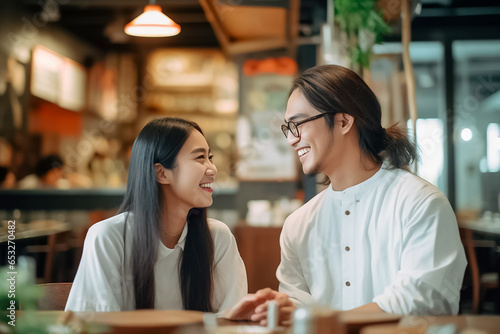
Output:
top-left (124, 5), bottom-right (180, 37)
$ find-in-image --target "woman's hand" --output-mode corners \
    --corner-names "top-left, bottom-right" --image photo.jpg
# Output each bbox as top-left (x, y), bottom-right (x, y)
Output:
top-left (249, 288), bottom-right (296, 326)
top-left (220, 293), bottom-right (269, 320)
top-left (222, 288), bottom-right (295, 326)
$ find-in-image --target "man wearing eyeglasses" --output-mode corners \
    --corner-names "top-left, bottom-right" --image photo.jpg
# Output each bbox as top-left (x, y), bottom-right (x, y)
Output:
top-left (225, 65), bottom-right (466, 325)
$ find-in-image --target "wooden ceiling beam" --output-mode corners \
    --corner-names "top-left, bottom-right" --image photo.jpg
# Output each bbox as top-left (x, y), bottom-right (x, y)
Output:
top-left (199, 0), bottom-right (232, 56)
top-left (287, 0), bottom-right (300, 58)
top-left (199, 0), bottom-right (300, 56)
top-left (227, 38), bottom-right (288, 55)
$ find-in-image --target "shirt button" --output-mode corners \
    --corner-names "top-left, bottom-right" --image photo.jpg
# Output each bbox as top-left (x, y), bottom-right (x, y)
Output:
top-left (346, 281), bottom-right (351, 287)
top-left (345, 246), bottom-right (350, 251)
top-left (345, 210), bottom-right (350, 215)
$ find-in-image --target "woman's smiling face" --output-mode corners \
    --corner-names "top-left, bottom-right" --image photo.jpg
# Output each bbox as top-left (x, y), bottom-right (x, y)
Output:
top-left (164, 130), bottom-right (217, 209)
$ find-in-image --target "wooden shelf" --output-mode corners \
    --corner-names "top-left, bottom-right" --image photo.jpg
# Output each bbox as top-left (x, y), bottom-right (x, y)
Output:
top-left (0, 189), bottom-right (125, 211)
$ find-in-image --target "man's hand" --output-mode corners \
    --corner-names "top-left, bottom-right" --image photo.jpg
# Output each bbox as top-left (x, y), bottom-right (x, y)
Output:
top-left (220, 293), bottom-right (269, 320)
top-left (249, 288), bottom-right (296, 326)
top-left (221, 288), bottom-right (296, 326)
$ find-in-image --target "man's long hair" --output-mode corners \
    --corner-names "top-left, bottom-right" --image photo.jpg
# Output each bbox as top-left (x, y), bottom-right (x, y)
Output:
top-left (290, 65), bottom-right (417, 176)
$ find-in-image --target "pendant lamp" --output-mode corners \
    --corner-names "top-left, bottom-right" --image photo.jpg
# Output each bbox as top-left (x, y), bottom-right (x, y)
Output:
top-left (124, 1), bottom-right (180, 37)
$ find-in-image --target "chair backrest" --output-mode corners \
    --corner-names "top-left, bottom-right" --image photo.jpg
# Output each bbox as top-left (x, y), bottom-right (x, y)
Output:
top-left (458, 227), bottom-right (481, 314)
top-left (37, 282), bottom-right (73, 310)
top-left (45, 230), bottom-right (73, 282)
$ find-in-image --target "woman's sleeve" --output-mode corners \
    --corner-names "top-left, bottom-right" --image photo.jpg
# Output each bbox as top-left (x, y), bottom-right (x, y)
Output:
top-left (65, 222), bottom-right (125, 312)
top-left (211, 222), bottom-right (248, 313)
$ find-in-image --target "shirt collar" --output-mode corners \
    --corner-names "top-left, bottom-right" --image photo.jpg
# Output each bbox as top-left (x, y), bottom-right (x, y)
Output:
top-left (157, 223), bottom-right (188, 258)
top-left (327, 161), bottom-right (389, 198)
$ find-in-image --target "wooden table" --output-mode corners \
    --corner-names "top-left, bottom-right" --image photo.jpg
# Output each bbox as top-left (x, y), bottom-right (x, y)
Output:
top-left (14, 311), bottom-right (499, 334)
top-left (361, 315), bottom-right (500, 334)
top-left (88, 309), bottom-right (204, 333)
top-left (339, 312), bottom-right (402, 334)
top-left (0, 220), bottom-right (71, 243)
top-left (16, 310), bottom-right (205, 334)
top-left (12, 310), bottom-right (402, 334)
top-left (459, 219), bottom-right (500, 235)
top-left (213, 312), bottom-right (402, 334)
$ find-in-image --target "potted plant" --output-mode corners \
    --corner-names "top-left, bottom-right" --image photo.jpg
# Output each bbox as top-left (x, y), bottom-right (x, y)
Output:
top-left (333, 0), bottom-right (419, 172)
top-left (333, 0), bottom-right (391, 71)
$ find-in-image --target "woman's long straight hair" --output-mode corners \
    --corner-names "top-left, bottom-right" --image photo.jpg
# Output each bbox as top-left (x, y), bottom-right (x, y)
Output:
top-left (119, 117), bottom-right (214, 312)
top-left (290, 65), bottom-right (417, 173)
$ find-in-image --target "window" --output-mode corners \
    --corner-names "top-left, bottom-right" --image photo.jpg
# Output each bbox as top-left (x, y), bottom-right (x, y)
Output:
top-left (453, 41), bottom-right (500, 212)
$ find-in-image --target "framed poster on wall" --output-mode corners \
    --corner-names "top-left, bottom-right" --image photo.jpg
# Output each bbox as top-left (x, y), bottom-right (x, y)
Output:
top-left (236, 58), bottom-right (298, 181)
top-left (30, 45), bottom-right (86, 112)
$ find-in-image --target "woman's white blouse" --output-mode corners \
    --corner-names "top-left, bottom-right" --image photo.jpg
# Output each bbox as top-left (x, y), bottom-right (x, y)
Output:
top-left (65, 213), bottom-right (247, 312)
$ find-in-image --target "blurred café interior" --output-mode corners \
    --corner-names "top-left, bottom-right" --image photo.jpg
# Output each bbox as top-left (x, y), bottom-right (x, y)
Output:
top-left (0, 0), bottom-right (500, 317)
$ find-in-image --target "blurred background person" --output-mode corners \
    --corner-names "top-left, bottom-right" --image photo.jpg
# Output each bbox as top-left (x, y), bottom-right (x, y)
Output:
top-left (0, 166), bottom-right (15, 188)
top-left (18, 154), bottom-right (65, 189)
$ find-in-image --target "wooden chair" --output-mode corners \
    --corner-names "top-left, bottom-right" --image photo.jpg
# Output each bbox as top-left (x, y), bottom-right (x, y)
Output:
top-left (26, 220), bottom-right (73, 283)
top-left (459, 227), bottom-right (498, 314)
top-left (457, 209), bottom-right (499, 314)
top-left (37, 282), bottom-right (73, 310)
top-left (45, 231), bottom-right (74, 282)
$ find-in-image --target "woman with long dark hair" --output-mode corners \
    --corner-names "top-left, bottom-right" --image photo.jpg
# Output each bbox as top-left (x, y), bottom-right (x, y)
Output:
top-left (66, 117), bottom-right (247, 312)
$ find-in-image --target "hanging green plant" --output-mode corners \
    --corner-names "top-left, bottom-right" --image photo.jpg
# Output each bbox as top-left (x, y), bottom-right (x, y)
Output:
top-left (334, 0), bottom-right (391, 68)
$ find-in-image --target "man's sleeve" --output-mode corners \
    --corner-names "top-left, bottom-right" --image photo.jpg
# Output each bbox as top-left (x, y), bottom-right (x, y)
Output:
top-left (373, 194), bottom-right (467, 315)
top-left (276, 219), bottom-right (315, 307)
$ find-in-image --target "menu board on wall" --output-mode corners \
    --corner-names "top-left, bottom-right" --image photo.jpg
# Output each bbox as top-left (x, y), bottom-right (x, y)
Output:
top-left (30, 46), bottom-right (61, 104)
top-left (30, 45), bottom-right (86, 111)
top-left (236, 58), bottom-right (298, 181)
top-left (146, 49), bottom-right (238, 115)
top-left (59, 59), bottom-right (86, 111)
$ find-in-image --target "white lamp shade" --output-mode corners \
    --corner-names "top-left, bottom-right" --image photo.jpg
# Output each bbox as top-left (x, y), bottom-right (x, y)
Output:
top-left (124, 5), bottom-right (180, 37)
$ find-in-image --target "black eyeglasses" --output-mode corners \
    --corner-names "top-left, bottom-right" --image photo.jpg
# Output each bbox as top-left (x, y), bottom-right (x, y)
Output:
top-left (281, 112), bottom-right (336, 138)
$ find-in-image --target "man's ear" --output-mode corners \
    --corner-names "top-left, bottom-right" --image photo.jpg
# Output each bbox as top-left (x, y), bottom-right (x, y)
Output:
top-left (337, 113), bottom-right (355, 135)
top-left (154, 163), bottom-right (170, 185)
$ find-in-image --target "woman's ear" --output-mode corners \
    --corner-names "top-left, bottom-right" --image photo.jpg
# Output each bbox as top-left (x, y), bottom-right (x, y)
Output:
top-left (337, 113), bottom-right (355, 135)
top-left (154, 163), bottom-right (170, 185)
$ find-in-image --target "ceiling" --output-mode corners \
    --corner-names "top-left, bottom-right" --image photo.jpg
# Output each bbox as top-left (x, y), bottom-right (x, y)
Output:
top-left (3, 0), bottom-right (500, 54)
top-left (8, 0), bottom-right (224, 51)
top-left (3, 0), bottom-right (326, 53)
